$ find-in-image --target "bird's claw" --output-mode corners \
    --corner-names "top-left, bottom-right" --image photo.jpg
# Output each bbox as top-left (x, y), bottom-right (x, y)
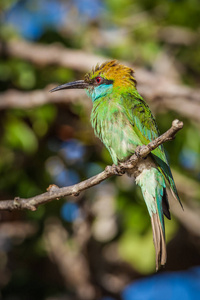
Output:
top-left (105, 164), bottom-right (125, 176)
top-left (135, 146), bottom-right (142, 158)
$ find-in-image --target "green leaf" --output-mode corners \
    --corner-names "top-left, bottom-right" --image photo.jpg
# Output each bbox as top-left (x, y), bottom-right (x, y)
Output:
top-left (4, 117), bottom-right (38, 154)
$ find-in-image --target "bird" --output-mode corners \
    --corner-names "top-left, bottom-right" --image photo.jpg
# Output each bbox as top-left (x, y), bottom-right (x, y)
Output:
top-left (50, 60), bottom-right (182, 270)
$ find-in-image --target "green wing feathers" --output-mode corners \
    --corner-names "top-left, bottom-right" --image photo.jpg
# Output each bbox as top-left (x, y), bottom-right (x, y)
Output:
top-left (123, 91), bottom-right (182, 207)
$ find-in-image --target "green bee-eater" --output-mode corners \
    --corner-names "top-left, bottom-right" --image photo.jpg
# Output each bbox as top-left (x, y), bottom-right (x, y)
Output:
top-left (51, 60), bottom-right (182, 270)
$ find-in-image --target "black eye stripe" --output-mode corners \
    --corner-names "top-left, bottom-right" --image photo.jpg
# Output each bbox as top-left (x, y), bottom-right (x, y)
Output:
top-left (104, 79), bottom-right (113, 84)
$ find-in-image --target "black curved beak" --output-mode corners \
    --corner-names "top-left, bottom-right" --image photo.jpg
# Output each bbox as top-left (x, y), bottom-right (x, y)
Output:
top-left (50, 80), bottom-right (89, 93)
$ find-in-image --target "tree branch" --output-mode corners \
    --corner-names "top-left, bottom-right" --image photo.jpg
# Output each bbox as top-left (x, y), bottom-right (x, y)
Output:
top-left (0, 86), bottom-right (199, 122)
top-left (0, 120), bottom-right (183, 211)
top-left (0, 40), bottom-right (200, 121)
top-left (0, 86), bottom-right (86, 109)
top-left (0, 40), bottom-right (105, 72)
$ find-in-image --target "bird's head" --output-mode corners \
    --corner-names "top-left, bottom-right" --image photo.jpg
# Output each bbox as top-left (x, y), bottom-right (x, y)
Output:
top-left (50, 60), bottom-right (136, 102)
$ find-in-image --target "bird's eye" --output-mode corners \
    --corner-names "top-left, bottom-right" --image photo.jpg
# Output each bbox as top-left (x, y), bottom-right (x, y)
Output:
top-left (96, 76), bottom-right (102, 84)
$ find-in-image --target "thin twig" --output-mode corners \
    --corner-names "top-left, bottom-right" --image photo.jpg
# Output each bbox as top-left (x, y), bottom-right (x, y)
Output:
top-left (0, 120), bottom-right (183, 211)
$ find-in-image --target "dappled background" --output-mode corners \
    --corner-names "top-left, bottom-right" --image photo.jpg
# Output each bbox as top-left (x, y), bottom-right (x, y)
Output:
top-left (0, 0), bottom-right (200, 299)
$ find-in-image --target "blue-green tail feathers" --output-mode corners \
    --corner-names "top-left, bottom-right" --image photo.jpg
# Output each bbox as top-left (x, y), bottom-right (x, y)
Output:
top-left (136, 167), bottom-right (168, 270)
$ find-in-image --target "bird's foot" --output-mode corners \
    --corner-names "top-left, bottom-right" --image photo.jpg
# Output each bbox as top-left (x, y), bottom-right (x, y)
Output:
top-left (105, 164), bottom-right (125, 176)
top-left (134, 146), bottom-right (148, 160)
top-left (134, 146), bottom-right (142, 158)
